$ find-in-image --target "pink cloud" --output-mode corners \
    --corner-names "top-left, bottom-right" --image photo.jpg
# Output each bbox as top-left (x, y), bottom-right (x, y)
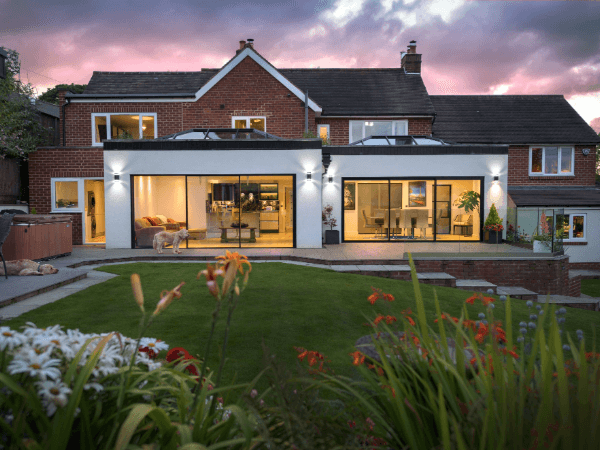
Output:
top-left (590, 117), bottom-right (600, 133)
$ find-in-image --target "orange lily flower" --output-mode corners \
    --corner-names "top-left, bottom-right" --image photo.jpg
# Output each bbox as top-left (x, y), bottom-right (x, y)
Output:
top-left (216, 250), bottom-right (252, 274)
top-left (350, 350), bottom-right (365, 366)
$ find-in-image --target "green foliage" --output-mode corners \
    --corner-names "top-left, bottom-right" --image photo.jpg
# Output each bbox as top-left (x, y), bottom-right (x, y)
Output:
top-left (116, 130), bottom-right (134, 140)
top-left (302, 130), bottom-right (330, 146)
top-left (0, 47), bottom-right (49, 160)
top-left (38, 83), bottom-right (86, 105)
top-left (484, 203), bottom-right (502, 227)
top-left (454, 190), bottom-right (480, 213)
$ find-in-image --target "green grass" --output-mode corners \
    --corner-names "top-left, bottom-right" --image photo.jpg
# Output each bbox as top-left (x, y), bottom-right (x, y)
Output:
top-left (4, 263), bottom-right (600, 385)
top-left (581, 279), bottom-right (600, 298)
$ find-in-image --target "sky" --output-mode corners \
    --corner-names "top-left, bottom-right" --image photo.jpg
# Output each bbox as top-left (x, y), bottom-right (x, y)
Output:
top-left (1, 0), bottom-right (599, 132)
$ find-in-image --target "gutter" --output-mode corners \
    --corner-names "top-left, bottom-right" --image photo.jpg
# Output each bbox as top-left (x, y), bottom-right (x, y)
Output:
top-left (65, 93), bottom-right (196, 99)
top-left (62, 97), bottom-right (71, 147)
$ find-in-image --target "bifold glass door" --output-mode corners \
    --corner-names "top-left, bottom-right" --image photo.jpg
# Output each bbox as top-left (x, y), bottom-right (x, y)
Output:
top-left (132, 175), bottom-right (294, 248)
top-left (343, 178), bottom-right (481, 242)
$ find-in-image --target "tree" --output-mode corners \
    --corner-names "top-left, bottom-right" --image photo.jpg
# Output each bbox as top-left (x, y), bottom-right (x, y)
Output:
top-left (0, 47), bottom-right (49, 160)
top-left (38, 83), bottom-right (86, 105)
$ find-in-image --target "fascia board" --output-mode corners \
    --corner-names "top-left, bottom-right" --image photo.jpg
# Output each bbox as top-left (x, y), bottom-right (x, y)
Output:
top-left (193, 48), bottom-right (322, 113)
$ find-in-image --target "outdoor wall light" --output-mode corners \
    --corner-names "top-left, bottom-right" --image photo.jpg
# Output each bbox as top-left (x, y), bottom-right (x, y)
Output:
top-left (114, 174), bottom-right (120, 181)
top-left (307, 172), bottom-right (312, 181)
top-left (328, 176), bottom-right (333, 183)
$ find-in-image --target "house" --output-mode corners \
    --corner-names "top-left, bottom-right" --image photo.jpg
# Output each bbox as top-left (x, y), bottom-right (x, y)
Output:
top-left (0, 48), bottom-right (7, 80)
top-left (28, 39), bottom-right (600, 268)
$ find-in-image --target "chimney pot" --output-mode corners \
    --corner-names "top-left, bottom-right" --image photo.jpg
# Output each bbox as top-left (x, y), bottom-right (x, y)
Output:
top-left (239, 40), bottom-right (246, 49)
top-left (247, 38), bottom-right (254, 48)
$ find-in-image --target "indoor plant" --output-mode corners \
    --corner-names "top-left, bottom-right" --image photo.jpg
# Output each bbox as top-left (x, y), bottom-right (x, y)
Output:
top-left (483, 203), bottom-right (503, 243)
top-left (532, 212), bottom-right (553, 252)
top-left (322, 204), bottom-right (339, 244)
top-left (453, 190), bottom-right (480, 213)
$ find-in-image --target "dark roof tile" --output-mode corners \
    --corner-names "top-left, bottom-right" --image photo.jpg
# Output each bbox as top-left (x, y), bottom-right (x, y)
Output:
top-left (508, 188), bottom-right (600, 207)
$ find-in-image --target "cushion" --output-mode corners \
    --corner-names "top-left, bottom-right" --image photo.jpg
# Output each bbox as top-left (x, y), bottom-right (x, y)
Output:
top-left (145, 217), bottom-right (161, 226)
top-left (135, 218), bottom-right (151, 230)
top-left (156, 214), bottom-right (168, 224)
top-left (167, 218), bottom-right (177, 224)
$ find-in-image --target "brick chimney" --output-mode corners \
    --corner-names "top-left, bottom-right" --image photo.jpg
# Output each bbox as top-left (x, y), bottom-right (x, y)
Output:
top-left (236, 39), bottom-right (255, 55)
top-left (401, 40), bottom-right (421, 73)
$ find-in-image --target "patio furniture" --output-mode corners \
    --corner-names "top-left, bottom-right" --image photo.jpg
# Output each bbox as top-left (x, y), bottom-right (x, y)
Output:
top-left (453, 214), bottom-right (473, 236)
top-left (362, 209), bottom-right (384, 236)
top-left (219, 227), bottom-right (256, 243)
top-left (416, 209), bottom-right (429, 238)
top-left (188, 228), bottom-right (207, 240)
top-left (0, 213), bottom-right (16, 279)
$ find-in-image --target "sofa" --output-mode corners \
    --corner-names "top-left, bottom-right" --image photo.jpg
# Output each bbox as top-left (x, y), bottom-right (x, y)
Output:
top-left (134, 215), bottom-right (183, 248)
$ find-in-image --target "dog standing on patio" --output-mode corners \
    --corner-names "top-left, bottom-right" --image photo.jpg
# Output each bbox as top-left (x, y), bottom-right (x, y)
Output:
top-left (153, 228), bottom-right (190, 254)
top-left (0, 259), bottom-right (59, 276)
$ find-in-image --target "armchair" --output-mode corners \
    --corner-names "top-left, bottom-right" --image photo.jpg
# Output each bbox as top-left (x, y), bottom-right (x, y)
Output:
top-left (453, 214), bottom-right (473, 236)
top-left (134, 218), bottom-right (166, 248)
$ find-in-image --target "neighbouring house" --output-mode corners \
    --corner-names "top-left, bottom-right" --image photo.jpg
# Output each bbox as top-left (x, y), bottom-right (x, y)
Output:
top-left (28, 39), bottom-right (600, 268)
top-left (0, 48), bottom-right (7, 80)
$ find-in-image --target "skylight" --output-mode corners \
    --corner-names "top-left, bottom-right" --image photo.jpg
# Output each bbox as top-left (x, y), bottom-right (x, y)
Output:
top-left (159, 128), bottom-right (283, 140)
top-left (349, 135), bottom-right (451, 146)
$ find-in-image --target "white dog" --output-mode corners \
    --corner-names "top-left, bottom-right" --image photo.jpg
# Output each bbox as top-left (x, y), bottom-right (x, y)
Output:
top-left (153, 228), bottom-right (190, 254)
top-left (0, 259), bottom-right (59, 276)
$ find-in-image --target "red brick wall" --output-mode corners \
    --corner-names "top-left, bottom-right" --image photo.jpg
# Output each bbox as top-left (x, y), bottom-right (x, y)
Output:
top-left (59, 58), bottom-right (318, 146)
top-left (412, 257), bottom-right (571, 295)
top-left (29, 146), bottom-right (104, 244)
top-left (508, 145), bottom-right (597, 186)
top-left (317, 117), bottom-right (433, 145)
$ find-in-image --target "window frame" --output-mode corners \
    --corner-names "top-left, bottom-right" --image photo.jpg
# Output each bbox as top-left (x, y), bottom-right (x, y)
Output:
top-left (560, 213), bottom-right (587, 241)
top-left (231, 116), bottom-right (267, 132)
top-left (91, 113), bottom-right (158, 146)
top-left (348, 120), bottom-right (408, 143)
top-left (51, 178), bottom-right (85, 212)
top-left (317, 124), bottom-right (330, 141)
top-left (529, 146), bottom-right (574, 176)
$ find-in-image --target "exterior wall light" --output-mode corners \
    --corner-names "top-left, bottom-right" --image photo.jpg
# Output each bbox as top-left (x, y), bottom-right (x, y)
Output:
top-left (328, 176), bottom-right (333, 183)
top-left (493, 176), bottom-right (499, 181)
top-left (307, 172), bottom-right (312, 181)
top-left (114, 174), bottom-right (120, 181)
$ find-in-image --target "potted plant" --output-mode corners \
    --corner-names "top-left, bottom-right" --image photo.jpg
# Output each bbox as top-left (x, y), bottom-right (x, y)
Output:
top-left (483, 203), bottom-right (504, 244)
top-left (532, 212), bottom-right (553, 253)
top-left (322, 204), bottom-right (339, 244)
top-left (453, 190), bottom-right (480, 214)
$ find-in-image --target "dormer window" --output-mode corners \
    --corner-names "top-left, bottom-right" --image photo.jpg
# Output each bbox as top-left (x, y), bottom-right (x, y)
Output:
top-left (349, 120), bottom-right (408, 143)
top-left (92, 113), bottom-right (157, 145)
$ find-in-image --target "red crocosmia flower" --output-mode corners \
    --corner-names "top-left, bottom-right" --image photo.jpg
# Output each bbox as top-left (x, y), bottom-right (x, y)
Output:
top-left (383, 293), bottom-right (394, 302)
top-left (481, 296), bottom-right (495, 306)
top-left (411, 335), bottom-right (420, 347)
top-left (385, 315), bottom-right (397, 325)
top-left (166, 347), bottom-right (191, 362)
top-left (465, 294), bottom-right (478, 305)
top-left (373, 315), bottom-right (385, 326)
top-left (350, 350), bottom-right (365, 366)
top-left (367, 293), bottom-right (379, 305)
top-left (462, 320), bottom-right (477, 332)
top-left (382, 384), bottom-right (396, 398)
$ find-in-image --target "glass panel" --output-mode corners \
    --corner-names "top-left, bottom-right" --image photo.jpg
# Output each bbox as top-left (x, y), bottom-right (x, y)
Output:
top-left (55, 181), bottom-right (78, 208)
top-left (393, 120), bottom-right (406, 135)
top-left (560, 147), bottom-right (572, 173)
top-left (132, 176), bottom-right (188, 249)
top-left (531, 147), bottom-right (543, 173)
top-left (142, 116), bottom-right (155, 139)
top-left (350, 121), bottom-right (363, 143)
top-left (111, 115), bottom-right (140, 139)
top-left (234, 119), bottom-right (247, 129)
top-left (249, 118), bottom-right (265, 132)
top-left (544, 147), bottom-right (558, 174)
top-left (84, 180), bottom-right (105, 243)
top-left (344, 180), bottom-right (387, 240)
top-left (365, 121), bottom-right (392, 137)
top-left (389, 181), bottom-right (403, 240)
top-left (573, 215), bottom-right (584, 238)
top-left (243, 176), bottom-right (293, 248)
top-left (94, 116), bottom-right (107, 143)
top-left (441, 180), bottom-right (480, 241)
top-left (435, 185), bottom-right (451, 234)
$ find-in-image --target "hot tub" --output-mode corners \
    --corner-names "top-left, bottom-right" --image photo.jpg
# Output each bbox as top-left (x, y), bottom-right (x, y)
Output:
top-left (3, 215), bottom-right (73, 260)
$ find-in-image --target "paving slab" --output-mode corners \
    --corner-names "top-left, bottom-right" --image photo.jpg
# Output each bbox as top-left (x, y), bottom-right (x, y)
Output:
top-left (356, 265), bottom-right (389, 271)
top-left (537, 295), bottom-right (600, 305)
top-left (381, 265), bottom-right (411, 271)
top-left (497, 286), bottom-right (538, 297)
top-left (570, 270), bottom-right (600, 279)
top-left (417, 272), bottom-right (455, 280)
top-left (330, 265), bottom-right (361, 271)
top-left (456, 280), bottom-right (497, 288)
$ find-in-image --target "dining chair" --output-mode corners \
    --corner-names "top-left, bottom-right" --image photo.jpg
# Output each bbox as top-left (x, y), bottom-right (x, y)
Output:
top-left (453, 214), bottom-right (473, 236)
top-left (362, 209), bottom-right (384, 237)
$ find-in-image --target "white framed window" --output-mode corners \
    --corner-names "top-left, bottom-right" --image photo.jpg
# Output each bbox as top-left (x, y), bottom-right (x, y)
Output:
top-left (317, 124), bottom-right (330, 141)
top-left (557, 213), bottom-right (586, 241)
top-left (92, 113), bottom-right (157, 146)
top-left (349, 120), bottom-right (408, 143)
top-left (232, 116), bottom-right (266, 132)
top-left (51, 178), bottom-right (84, 212)
top-left (529, 146), bottom-right (574, 176)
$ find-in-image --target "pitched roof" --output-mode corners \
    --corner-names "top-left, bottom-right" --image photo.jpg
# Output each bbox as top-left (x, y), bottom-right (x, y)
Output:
top-left (430, 95), bottom-right (600, 145)
top-left (508, 187), bottom-right (600, 207)
top-left (83, 71), bottom-right (216, 95)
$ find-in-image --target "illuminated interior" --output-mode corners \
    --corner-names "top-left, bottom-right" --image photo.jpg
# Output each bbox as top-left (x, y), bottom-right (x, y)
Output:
top-left (343, 178), bottom-right (481, 241)
top-left (133, 175), bottom-right (294, 248)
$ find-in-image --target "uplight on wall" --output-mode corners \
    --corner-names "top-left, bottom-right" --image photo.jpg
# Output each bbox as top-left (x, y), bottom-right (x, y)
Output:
top-left (307, 172), bottom-right (312, 181)
top-left (493, 176), bottom-right (499, 182)
top-left (114, 174), bottom-right (120, 181)
top-left (328, 176), bottom-right (333, 183)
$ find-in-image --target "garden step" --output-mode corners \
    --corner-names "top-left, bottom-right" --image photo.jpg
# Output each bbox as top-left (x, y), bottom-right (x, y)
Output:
top-left (569, 270), bottom-right (600, 280)
top-left (537, 295), bottom-right (600, 312)
top-left (417, 272), bottom-right (456, 288)
top-left (455, 279), bottom-right (497, 294)
top-left (329, 264), bottom-right (411, 272)
top-left (496, 286), bottom-right (538, 300)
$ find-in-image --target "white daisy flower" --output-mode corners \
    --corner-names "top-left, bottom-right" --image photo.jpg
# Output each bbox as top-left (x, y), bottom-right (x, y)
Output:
top-left (8, 349), bottom-right (62, 380)
top-left (0, 327), bottom-right (26, 351)
top-left (139, 338), bottom-right (169, 353)
top-left (35, 379), bottom-right (71, 415)
top-left (83, 382), bottom-right (104, 392)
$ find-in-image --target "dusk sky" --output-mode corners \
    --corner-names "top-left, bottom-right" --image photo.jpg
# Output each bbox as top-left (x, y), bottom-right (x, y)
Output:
top-left (1, 0), bottom-right (599, 131)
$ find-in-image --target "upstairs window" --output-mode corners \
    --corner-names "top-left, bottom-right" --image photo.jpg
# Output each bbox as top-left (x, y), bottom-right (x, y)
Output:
top-left (232, 116), bottom-right (266, 132)
top-left (530, 146), bottom-right (574, 175)
top-left (92, 113), bottom-right (157, 145)
top-left (349, 120), bottom-right (408, 143)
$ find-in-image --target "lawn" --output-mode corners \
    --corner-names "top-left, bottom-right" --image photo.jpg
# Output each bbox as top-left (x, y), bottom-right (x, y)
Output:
top-left (5, 262), bottom-right (600, 385)
top-left (581, 279), bottom-right (600, 298)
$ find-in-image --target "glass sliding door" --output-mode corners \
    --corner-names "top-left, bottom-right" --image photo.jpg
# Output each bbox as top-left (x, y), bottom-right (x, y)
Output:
top-left (439, 179), bottom-right (481, 241)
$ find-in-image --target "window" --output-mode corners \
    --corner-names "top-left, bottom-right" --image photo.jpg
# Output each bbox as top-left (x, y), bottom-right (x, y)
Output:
top-left (232, 116), bottom-right (266, 132)
top-left (317, 124), bottom-right (330, 142)
top-left (92, 113), bottom-right (157, 145)
top-left (530, 146), bottom-right (574, 175)
top-left (53, 180), bottom-right (80, 210)
top-left (349, 120), bottom-right (408, 143)
top-left (557, 213), bottom-right (586, 240)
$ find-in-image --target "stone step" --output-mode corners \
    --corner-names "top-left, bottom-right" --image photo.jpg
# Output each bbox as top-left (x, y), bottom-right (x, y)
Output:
top-left (569, 270), bottom-right (600, 280)
top-left (497, 286), bottom-right (538, 301)
top-left (455, 280), bottom-right (498, 294)
top-left (329, 264), bottom-right (411, 272)
top-left (417, 272), bottom-right (456, 288)
top-left (537, 295), bottom-right (600, 312)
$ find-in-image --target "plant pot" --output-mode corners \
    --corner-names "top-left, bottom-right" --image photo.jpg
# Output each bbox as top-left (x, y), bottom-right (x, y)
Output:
top-left (486, 230), bottom-right (502, 244)
top-left (325, 230), bottom-right (340, 245)
top-left (533, 240), bottom-right (551, 253)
